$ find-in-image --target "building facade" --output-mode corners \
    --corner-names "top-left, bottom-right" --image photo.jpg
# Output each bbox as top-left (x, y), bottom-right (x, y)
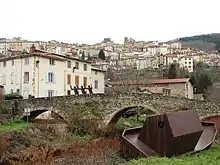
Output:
top-left (0, 46), bottom-right (105, 99)
top-left (179, 56), bottom-right (194, 72)
top-left (145, 78), bottom-right (194, 99)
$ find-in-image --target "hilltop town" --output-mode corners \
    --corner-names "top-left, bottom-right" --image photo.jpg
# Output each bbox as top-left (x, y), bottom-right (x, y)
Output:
top-left (0, 36), bottom-right (220, 100)
top-left (0, 36), bottom-right (219, 73)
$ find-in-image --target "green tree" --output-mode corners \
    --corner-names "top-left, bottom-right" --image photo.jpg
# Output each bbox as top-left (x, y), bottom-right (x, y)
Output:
top-left (87, 53), bottom-right (92, 60)
top-left (98, 49), bottom-right (105, 60)
top-left (168, 63), bottom-right (177, 78)
top-left (190, 73), bottom-right (212, 94)
top-left (81, 51), bottom-right (85, 60)
top-left (105, 67), bottom-right (115, 80)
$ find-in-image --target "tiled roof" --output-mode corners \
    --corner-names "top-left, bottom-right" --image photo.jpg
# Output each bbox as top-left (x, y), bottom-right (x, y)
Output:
top-left (164, 54), bottom-right (178, 57)
top-left (107, 78), bottom-right (191, 85)
top-left (179, 55), bottom-right (193, 59)
top-left (147, 78), bottom-right (190, 84)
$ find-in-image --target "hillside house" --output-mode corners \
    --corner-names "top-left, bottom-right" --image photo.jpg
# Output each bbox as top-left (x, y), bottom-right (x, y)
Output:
top-left (106, 78), bottom-right (194, 99)
top-left (144, 78), bottom-right (194, 99)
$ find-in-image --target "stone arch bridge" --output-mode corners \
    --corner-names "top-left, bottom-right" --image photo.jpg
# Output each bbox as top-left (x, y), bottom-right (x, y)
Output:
top-left (1, 93), bottom-right (220, 126)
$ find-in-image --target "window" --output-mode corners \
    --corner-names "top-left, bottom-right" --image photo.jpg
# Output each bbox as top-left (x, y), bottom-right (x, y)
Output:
top-left (189, 62), bottom-right (191, 64)
top-left (17, 89), bottom-right (20, 94)
top-left (83, 77), bottom-right (87, 87)
top-left (24, 72), bottom-right (29, 83)
top-left (49, 59), bottom-right (55, 65)
top-left (75, 76), bottom-right (79, 86)
top-left (186, 83), bottom-right (188, 91)
top-left (75, 62), bottom-right (79, 69)
top-left (48, 72), bottom-right (55, 83)
top-left (67, 61), bottom-right (71, 68)
top-left (3, 61), bottom-right (6, 67)
top-left (2, 74), bottom-right (6, 85)
top-left (11, 72), bottom-right (14, 84)
top-left (10, 89), bottom-right (13, 93)
top-left (94, 80), bottom-right (98, 89)
top-left (36, 60), bottom-right (40, 67)
top-left (24, 58), bottom-right (29, 65)
top-left (188, 66), bottom-right (191, 68)
top-left (67, 90), bottom-right (71, 95)
top-left (12, 60), bottom-right (14, 66)
top-left (83, 64), bottom-right (87, 71)
top-left (95, 71), bottom-right (98, 75)
top-left (48, 90), bottom-right (54, 97)
top-left (67, 74), bottom-right (71, 85)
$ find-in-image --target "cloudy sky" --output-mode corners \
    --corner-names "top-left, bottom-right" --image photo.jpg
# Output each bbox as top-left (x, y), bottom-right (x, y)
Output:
top-left (0, 0), bottom-right (219, 44)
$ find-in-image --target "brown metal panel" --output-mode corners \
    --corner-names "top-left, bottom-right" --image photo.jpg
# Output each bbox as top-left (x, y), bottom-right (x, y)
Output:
top-left (167, 110), bottom-right (203, 137)
top-left (165, 110), bottom-right (203, 156)
top-left (120, 111), bottom-right (217, 159)
top-left (167, 131), bottom-right (202, 156)
top-left (138, 114), bottom-right (173, 156)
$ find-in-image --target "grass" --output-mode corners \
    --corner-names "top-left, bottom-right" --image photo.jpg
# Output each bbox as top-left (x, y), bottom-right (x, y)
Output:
top-left (122, 145), bottom-right (220, 165)
top-left (116, 115), bottom-right (145, 131)
top-left (0, 120), bottom-right (30, 132)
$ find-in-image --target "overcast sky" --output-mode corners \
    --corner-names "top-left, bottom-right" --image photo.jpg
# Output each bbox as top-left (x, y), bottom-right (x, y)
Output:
top-left (0, 0), bottom-right (219, 44)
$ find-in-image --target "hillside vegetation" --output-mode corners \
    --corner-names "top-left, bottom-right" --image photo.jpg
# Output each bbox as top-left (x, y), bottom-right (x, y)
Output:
top-left (177, 33), bottom-right (220, 52)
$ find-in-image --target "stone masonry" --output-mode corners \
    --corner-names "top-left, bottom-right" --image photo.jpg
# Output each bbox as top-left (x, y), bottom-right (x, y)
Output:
top-left (1, 93), bottom-right (220, 125)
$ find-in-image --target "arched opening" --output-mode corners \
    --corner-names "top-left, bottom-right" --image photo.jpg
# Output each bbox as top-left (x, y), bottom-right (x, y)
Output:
top-left (107, 106), bottom-right (157, 136)
top-left (21, 109), bottom-right (67, 123)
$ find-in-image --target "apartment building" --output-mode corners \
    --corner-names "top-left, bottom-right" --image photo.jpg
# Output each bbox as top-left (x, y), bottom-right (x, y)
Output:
top-left (164, 54), bottom-right (179, 65)
top-left (179, 56), bottom-right (194, 72)
top-left (0, 46), bottom-right (105, 99)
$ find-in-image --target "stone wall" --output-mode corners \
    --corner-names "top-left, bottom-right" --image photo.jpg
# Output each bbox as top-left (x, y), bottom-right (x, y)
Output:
top-left (1, 93), bottom-right (220, 123)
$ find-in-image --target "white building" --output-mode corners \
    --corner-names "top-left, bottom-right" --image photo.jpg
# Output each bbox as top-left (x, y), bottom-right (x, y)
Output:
top-left (170, 42), bottom-right (182, 49)
top-left (179, 56), bottom-right (194, 72)
top-left (0, 46), bottom-right (105, 99)
top-left (147, 46), bottom-right (169, 55)
top-left (164, 54), bottom-right (179, 65)
top-left (136, 57), bottom-right (158, 70)
top-left (0, 40), bottom-right (8, 55)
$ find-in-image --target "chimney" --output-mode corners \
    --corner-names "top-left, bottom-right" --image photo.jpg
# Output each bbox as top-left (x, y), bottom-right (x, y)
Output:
top-left (30, 44), bottom-right (36, 54)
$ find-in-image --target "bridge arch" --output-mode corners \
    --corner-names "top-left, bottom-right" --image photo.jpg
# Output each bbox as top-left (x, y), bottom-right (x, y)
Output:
top-left (106, 105), bottom-right (158, 127)
top-left (21, 109), bottom-right (66, 122)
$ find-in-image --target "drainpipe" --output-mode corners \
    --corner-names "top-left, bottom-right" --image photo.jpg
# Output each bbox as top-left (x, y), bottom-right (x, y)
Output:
top-left (37, 60), bottom-right (40, 97)
top-left (20, 57), bottom-right (23, 95)
top-left (64, 69), bottom-right (66, 95)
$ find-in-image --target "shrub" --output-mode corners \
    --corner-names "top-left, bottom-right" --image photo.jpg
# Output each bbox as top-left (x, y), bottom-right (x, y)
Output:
top-left (59, 138), bottom-right (125, 165)
top-left (4, 93), bottom-right (23, 100)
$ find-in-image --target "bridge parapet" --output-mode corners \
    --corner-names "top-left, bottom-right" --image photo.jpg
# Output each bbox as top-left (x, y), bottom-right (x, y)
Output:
top-left (0, 93), bottom-right (220, 123)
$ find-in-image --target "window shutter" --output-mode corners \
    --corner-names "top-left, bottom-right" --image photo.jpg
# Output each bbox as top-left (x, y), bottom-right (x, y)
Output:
top-left (53, 73), bottom-right (56, 83)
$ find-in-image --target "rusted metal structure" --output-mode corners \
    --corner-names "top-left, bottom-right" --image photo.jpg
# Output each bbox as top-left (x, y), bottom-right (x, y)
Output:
top-left (120, 110), bottom-right (217, 158)
top-left (70, 85), bottom-right (93, 95)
